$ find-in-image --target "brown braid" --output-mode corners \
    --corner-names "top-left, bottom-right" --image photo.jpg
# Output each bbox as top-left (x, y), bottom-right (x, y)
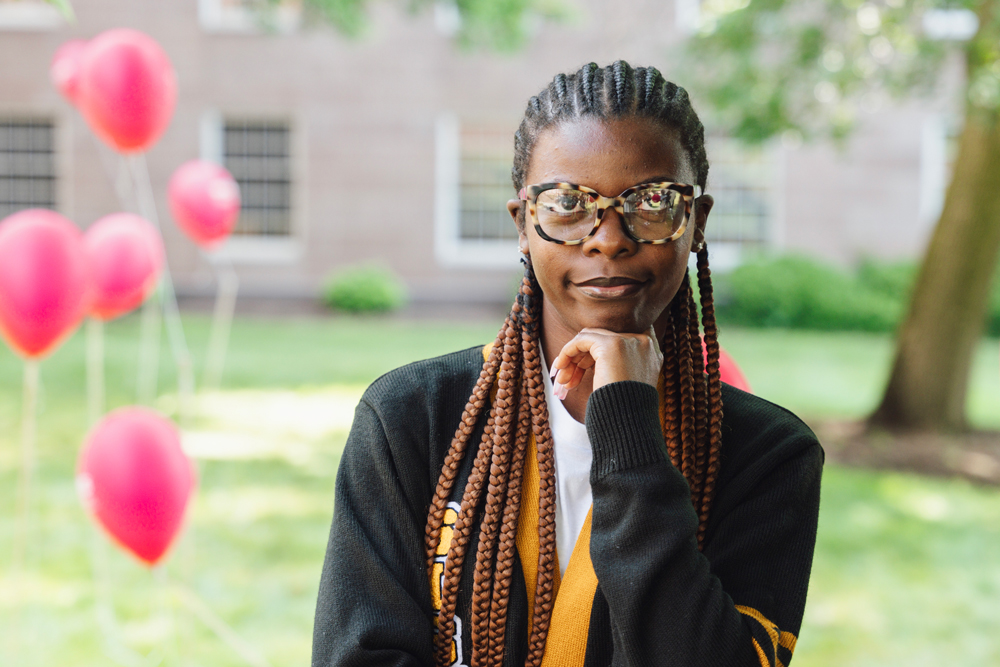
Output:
top-left (675, 274), bottom-right (698, 491)
top-left (427, 61), bottom-right (725, 667)
top-left (425, 342), bottom-right (502, 568)
top-left (469, 318), bottom-right (521, 661)
top-left (696, 246), bottom-right (724, 547)
top-left (660, 313), bottom-right (682, 468)
top-left (688, 277), bottom-right (709, 503)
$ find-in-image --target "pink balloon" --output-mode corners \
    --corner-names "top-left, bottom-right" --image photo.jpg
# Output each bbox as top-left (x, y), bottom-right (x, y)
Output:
top-left (50, 39), bottom-right (88, 105)
top-left (0, 209), bottom-right (90, 359)
top-left (84, 213), bottom-right (164, 321)
top-left (168, 160), bottom-right (241, 248)
top-left (77, 407), bottom-right (196, 567)
top-left (718, 347), bottom-right (752, 393)
top-left (701, 338), bottom-right (752, 393)
top-left (76, 29), bottom-right (177, 154)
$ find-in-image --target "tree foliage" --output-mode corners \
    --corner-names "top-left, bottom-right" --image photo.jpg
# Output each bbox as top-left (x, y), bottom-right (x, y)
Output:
top-left (281, 0), bottom-right (569, 51)
top-left (684, 0), bottom-right (1000, 431)
top-left (682, 0), bottom-right (993, 144)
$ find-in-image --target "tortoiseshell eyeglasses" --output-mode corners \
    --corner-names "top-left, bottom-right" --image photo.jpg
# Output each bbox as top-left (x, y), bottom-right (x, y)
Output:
top-left (517, 181), bottom-right (702, 245)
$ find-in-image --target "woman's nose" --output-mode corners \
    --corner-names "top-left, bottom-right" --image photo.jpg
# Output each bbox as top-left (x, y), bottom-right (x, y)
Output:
top-left (582, 208), bottom-right (637, 258)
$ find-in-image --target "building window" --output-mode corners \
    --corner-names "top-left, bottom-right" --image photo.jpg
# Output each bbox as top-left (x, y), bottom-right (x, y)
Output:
top-left (198, 0), bottom-right (301, 33)
top-left (459, 123), bottom-right (519, 244)
top-left (0, 0), bottom-right (63, 30)
top-left (223, 120), bottom-right (292, 237)
top-left (703, 136), bottom-right (778, 258)
top-left (434, 114), bottom-right (521, 269)
top-left (0, 118), bottom-right (56, 220)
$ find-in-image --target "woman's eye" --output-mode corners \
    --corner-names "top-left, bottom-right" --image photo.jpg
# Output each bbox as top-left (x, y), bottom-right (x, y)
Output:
top-left (551, 195), bottom-right (585, 213)
top-left (636, 190), bottom-right (676, 212)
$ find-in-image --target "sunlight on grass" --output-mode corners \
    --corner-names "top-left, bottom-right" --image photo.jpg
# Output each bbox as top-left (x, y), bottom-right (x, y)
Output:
top-left (176, 385), bottom-right (364, 466)
top-left (797, 467), bottom-right (1000, 666)
top-left (1, 315), bottom-right (999, 665)
top-left (719, 328), bottom-right (1000, 429)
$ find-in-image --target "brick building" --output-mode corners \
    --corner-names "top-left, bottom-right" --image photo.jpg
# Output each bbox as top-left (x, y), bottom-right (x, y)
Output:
top-left (0, 0), bottom-right (961, 307)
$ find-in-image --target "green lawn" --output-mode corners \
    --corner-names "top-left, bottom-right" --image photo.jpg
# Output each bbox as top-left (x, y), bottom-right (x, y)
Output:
top-left (0, 314), bottom-right (998, 666)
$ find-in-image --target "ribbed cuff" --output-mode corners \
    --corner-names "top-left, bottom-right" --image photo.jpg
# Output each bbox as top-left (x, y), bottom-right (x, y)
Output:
top-left (585, 381), bottom-right (666, 479)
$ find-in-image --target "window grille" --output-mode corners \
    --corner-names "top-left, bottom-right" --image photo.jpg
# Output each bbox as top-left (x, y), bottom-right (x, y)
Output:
top-left (459, 124), bottom-right (519, 243)
top-left (223, 120), bottom-right (292, 237)
top-left (704, 137), bottom-right (775, 249)
top-left (0, 118), bottom-right (56, 220)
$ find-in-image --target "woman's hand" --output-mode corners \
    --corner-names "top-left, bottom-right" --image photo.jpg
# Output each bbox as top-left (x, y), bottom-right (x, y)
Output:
top-left (550, 326), bottom-right (662, 400)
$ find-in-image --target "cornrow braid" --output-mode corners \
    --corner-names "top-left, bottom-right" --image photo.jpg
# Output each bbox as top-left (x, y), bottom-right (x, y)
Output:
top-left (511, 61), bottom-right (709, 197)
top-left (428, 61), bottom-right (724, 666)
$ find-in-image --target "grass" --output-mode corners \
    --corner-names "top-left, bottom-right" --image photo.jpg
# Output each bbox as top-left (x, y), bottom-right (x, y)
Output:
top-left (0, 313), bottom-right (998, 665)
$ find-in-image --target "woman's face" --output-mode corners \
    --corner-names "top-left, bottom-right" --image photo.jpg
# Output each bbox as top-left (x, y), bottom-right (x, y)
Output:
top-left (507, 116), bottom-right (712, 341)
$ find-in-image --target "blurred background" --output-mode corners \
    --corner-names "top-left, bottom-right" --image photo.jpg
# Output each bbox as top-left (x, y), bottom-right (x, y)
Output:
top-left (1, 0), bottom-right (999, 665)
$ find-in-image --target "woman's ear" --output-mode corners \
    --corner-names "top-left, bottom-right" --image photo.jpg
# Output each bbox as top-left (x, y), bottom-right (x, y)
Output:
top-left (508, 199), bottom-right (530, 256)
top-left (691, 193), bottom-right (713, 252)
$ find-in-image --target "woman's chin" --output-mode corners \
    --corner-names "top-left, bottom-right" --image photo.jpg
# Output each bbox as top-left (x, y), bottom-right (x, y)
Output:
top-left (577, 308), bottom-right (654, 335)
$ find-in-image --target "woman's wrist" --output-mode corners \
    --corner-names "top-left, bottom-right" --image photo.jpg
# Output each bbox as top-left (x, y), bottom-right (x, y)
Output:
top-left (585, 381), bottom-right (666, 479)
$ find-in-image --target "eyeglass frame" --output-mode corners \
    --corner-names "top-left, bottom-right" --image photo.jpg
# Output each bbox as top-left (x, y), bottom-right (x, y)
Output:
top-left (517, 181), bottom-right (704, 246)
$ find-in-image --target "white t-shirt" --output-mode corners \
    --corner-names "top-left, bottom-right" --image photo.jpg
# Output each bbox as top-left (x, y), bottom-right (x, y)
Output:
top-left (541, 351), bottom-right (594, 577)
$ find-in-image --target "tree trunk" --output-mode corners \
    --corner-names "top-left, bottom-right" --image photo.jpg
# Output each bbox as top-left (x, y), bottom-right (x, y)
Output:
top-left (870, 111), bottom-right (1000, 431)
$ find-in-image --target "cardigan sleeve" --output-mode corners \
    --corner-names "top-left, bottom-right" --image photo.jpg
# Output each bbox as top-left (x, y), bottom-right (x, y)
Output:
top-left (311, 397), bottom-right (436, 667)
top-left (585, 381), bottom-right (823, 667)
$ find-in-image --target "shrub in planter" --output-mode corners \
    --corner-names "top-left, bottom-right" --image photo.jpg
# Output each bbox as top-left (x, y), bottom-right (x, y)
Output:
top-left (322, 264), bottom-right (407, 313)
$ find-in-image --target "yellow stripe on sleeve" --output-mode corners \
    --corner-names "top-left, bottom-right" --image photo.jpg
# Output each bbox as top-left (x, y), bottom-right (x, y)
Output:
top-left (750, 638), bottom-right (770, 667)
top-left (735, 605), bottom-right (787, 667)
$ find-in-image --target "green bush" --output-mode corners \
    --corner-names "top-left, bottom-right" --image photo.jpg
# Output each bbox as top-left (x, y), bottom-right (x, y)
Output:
top-left (715, 255), bottom-right (903, 332)
top-left (715, 254), bottom-right (1000, 333)
top-left (322, 264), bottom-right (408, 313)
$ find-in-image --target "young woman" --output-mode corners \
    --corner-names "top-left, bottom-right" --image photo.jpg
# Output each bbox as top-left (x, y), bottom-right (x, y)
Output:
top-left (312, 61), bottom-right (823, 667)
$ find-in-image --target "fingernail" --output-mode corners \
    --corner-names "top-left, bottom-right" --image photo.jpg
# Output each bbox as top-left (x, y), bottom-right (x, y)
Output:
top-left (550, 364), bottom-right (558, 379)
top-left (554, 383), bottom-right (569, 400)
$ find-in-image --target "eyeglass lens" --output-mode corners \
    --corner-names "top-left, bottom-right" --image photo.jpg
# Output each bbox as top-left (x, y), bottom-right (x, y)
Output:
top-left (534, 185), bottom-right (686, 242)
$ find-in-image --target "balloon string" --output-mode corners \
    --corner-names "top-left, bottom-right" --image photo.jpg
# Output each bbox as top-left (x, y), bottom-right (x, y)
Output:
top-left (152, 566), bottom-right (178, 666)
top-left (13, 359), bottom-right (39, 572)
top-left (88, 524), bottom-right (155, 667)
top-left (137, 289), bottom-right (163, 406)
top-left (87, 318), bottom-right (105, 426)
top-left (7, 361), bottom-right (38, 667)
top-left (204, 257), bottom-right (239, 392)
top-left (128, 154), bottom-right (195, 424)
top-left (83, 321), bottom-right (157, 667)
top-left (172, 584), bottom-right (274, 667)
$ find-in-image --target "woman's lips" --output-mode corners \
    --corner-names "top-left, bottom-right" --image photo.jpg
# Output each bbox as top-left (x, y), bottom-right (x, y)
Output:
top-left (574, 277), bottom-right (645, 298)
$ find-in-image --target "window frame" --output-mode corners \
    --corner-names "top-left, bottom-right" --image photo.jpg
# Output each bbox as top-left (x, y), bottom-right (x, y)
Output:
top-left (433, 113), bottom-right (523, 270)
top-left (199, 110), bottom-right (304, 265)
top-left (701, 134), bottom-right (784, 271)
top-left (0, 115), bottom-right (59, 220)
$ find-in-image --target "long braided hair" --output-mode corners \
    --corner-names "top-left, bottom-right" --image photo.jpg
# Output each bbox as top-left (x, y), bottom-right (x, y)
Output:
top-left (425, 61), bottom-right (723, 667)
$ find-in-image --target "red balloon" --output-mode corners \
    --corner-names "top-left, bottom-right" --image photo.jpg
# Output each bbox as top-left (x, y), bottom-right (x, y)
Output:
top-left (0, 209), bottom-right (90, 359)
top-left (168, 160), bottom-right (241, 248)
top-left (701, 338), bottom-right (752, 393)
top-left (718, 347), bottom-right (752, 393)
top-left (84, 213), bottom-right (164, 321)
top-left (77, 407), bottom-right (196, 566)
top-left (50, 39), bottom-right (88, 105)
top-left (76, 29), bottom-right (177, 154)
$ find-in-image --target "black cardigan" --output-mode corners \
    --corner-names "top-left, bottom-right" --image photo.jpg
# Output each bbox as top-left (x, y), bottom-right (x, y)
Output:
top-left (312, 345), bottom-right (823, 667)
